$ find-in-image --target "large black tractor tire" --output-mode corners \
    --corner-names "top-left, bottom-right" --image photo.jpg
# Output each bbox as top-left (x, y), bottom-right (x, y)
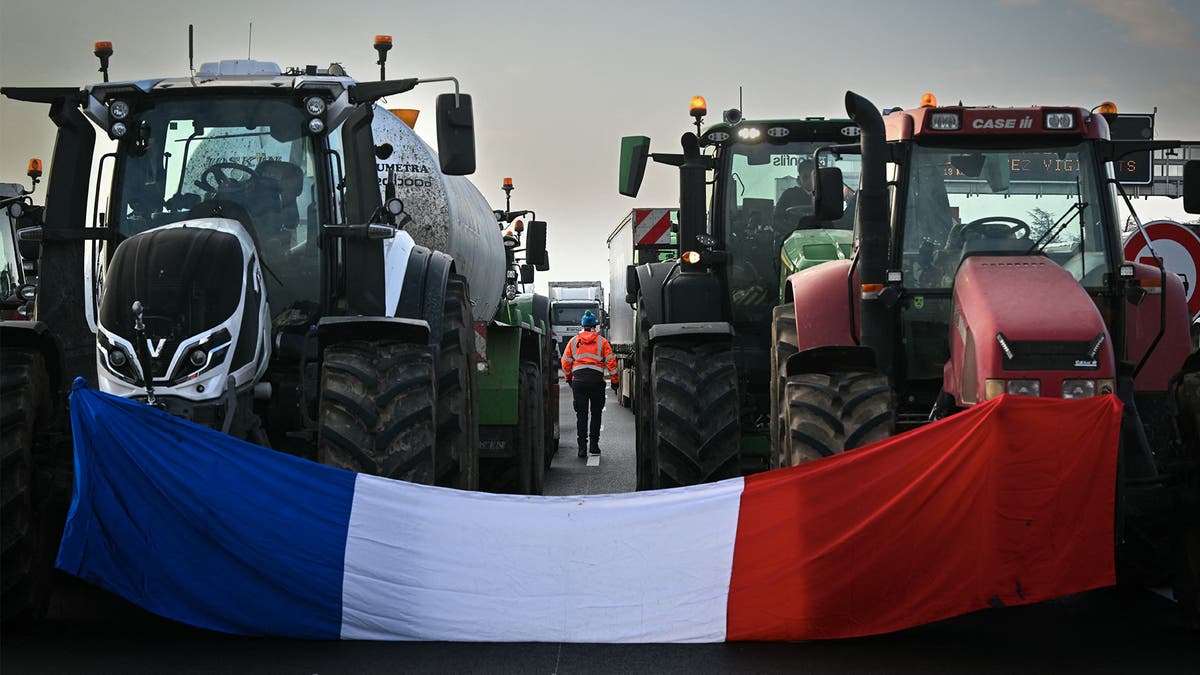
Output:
top-left (782, 371), bottom-right (894, 467)
top-left (543, 336), bottom-right (559, 470)
top-left (521, 361), bottom-right (546, 495)
top-left (1171, 362), bottom-right (1200, 629)
top-left (1, 349), bottom-right (53, 626)
top-left (650, 342), bottom-right (741, 488)
top-left (318, 341), bottom-right (436, 483)
top-left (435, 275), bottom-right (479, 491)
top-left (634, 309), bottom-right (655, 490)
top-left (482, 361), bottom-right (545, 495)
top-left (769, 303), bottom-right (797, 470)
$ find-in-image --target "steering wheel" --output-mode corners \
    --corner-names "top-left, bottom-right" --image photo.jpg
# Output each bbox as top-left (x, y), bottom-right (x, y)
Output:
top-left (954, 216), bottom-right (1030, 244)
top-left (196, 162), bottom-right (258, 194)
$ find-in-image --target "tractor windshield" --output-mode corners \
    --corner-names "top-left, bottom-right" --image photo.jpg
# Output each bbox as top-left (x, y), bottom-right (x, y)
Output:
top-left (900, 143), bottom-right (1111, 289)
top-left (111, 96), bottom-right (324, 324)
top-left (722, 140), bottom-right (861, 317)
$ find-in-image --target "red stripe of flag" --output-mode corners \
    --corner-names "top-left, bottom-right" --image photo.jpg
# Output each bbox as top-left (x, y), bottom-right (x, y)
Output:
top-left (725, 394), bottom-right (1120, 641)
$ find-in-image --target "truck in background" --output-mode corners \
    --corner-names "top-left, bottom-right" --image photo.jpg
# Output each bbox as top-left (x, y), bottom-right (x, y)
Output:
top-left (606, 208), bottom-right (678, 408)
top-left (548, 280), bottom-right (605, 357)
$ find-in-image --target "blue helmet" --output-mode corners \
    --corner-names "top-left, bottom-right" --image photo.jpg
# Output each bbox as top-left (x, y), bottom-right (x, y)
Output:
top-left (580, 310), bottom-right (598, 327)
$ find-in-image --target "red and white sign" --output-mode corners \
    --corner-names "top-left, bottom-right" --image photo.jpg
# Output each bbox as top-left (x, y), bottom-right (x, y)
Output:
top-left (1123, 220), bottom-right (1200, 316)
top-left (633, 208), bottom-right (673, 246)
top-left (474, 321), bottom-right (489, 371)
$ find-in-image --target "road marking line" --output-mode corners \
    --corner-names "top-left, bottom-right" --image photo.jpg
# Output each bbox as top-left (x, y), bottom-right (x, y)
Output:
top-left (586, 454), bottom-right (600, 467)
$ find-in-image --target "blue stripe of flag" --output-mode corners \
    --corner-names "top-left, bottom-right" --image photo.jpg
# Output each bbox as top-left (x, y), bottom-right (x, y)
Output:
top-left (58, 380), bottom-right (356, 638)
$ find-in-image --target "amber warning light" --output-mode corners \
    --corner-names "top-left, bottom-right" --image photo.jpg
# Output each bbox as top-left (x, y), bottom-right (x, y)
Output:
top-left (503, 177), bottom-right (513, 188)
top-left (27, 158), bottom-right (43, 178)
top-left (920, 92), bottom-right (938, 108)
top-left (690, 96), bottom-right (707, 118)
top-left (93, 41), bottom-right (113, 57)
top-left (389, 108), bottom-right (419, 129)
top-left (374, 35), bottom-right (392, 48)
top-left (1097, 101), bottom-right (1118, 115)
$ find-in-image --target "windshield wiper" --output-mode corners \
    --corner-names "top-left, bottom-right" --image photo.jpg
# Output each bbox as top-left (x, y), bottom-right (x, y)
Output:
top-left (1026, 199), bottom-right (1087, 254)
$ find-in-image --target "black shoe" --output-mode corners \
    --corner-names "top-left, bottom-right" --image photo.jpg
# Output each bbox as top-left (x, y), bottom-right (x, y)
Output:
top-left (589, 444), bottom-right (600, 455)
top-left (578, 442), bottom-right (587, 458)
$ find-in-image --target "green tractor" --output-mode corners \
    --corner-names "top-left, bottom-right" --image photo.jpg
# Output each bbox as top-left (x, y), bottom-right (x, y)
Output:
top-left (617, 97), bottom-right (861, 489)
top-left (476, 178), bottom-right (558, 494)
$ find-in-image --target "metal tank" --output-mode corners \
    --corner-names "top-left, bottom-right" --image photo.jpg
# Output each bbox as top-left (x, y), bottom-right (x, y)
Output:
top-left (371, 107), bottom-right (504, 321)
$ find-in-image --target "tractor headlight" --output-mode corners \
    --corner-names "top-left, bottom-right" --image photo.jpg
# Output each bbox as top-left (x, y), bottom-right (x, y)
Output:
top-left (110, 121), bottom-right (128, 138)
top-left (929, 112), bottom-right (961, 130)
top-left (109, 99), bottom-right (131, 120)
top-left (1044, 112), bottom-right (1075, 130)
top-left (1062, 379), bottom-right (1095, 399)
top-left (307, 117), bottom-right (326, 134)
top-left (1006, 379), bottom-right (1041, 397)
top-left (98, 335), bottom-right (138, 384)
top-left (985, 378), bottom-right (1041, 399)
top-left (189, 348), bottom-right (208, 367)
top-left (1062, 379), bottom-right (1115, 399)
top-left (304, 96), bottom-right (327, 116)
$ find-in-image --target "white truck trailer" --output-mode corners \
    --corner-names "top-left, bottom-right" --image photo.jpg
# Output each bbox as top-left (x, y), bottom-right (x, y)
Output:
top-left (605, 208), bottom-right (677, 407)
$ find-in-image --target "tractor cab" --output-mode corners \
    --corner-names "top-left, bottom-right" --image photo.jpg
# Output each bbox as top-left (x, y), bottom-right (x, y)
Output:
top-left (700, 118), bottom-right (862, 321)
top-left (99, 84), bottom-right (331, 329)
top-left (863, 95), bottom-right (1197, 422)
top-left (3, 39), bottom-right (477, 443)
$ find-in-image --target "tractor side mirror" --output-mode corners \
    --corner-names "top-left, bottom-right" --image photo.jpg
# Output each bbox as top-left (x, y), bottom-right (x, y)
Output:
top-left (16, 225), bottom-right (43, 263)
top-left (525, 220), bottom-right (549, 271)
top-left (1183, 160), bottom-right (1200, 214)
top-left (1126, 285), bottom-right (1148, 306)
top-left (619, 136), bottom-right (650, 197)
top-left (812, 166), bottom-right (845, 222)
top-left (435, 93), bottom-right (475, 176)
top-left (519, 264), bottom-right (535, 284)
top-left (625, 264), bottom-right (639, 305)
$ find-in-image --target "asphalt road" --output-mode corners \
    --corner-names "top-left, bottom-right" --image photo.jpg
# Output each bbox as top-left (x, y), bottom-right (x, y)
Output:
top-left (545, 383), bottom-right (635, 496)
top-left (3, 388), bottom-right (1198, 673)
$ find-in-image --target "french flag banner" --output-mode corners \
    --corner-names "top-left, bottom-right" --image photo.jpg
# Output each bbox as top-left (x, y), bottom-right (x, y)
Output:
top-left (58, 380), bottom-right (1120, 642)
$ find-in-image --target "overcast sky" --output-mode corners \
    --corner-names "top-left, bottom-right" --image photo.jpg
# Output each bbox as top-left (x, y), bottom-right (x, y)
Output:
top-left (2, 0), bottom-right (1198, 290)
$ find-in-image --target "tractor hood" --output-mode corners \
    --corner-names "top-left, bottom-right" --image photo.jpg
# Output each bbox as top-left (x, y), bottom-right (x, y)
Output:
top-left (96, 218), bottom-right (270, 401)
top-left (947, 255), bottom-right (1113, 404)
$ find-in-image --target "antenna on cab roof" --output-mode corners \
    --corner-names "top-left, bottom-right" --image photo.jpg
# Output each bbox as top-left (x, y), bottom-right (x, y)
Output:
top-left (189, 24), bottom-right (197, 86)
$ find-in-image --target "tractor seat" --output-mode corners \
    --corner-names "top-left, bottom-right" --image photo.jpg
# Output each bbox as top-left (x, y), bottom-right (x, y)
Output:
top-left (1062, 250), bottom-right (1108, 286)
top-left (255, 160), bottom-right (304, 228)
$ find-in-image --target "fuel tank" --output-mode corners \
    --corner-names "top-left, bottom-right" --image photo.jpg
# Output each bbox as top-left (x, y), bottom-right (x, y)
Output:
top-left (371, 107), bottom-right (504, 322)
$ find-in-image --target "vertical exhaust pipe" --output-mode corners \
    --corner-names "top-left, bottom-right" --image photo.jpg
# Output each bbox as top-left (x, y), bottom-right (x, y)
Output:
top-left (844, 91), bottom-right (893, 376)
top-left (677, 132), bottom-right (707, 260)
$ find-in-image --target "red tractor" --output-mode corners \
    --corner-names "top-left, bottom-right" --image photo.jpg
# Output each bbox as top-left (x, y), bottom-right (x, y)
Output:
top-left (774, 91), bottom-right (1200, 622)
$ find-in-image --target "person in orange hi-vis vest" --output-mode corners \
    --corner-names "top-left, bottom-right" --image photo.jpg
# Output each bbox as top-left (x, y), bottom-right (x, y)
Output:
top-left (560, 310), bottom-right (618, 458)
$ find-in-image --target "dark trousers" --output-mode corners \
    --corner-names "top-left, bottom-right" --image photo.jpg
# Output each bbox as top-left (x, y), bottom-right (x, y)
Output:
top-left (571, 379), bottom-right (606, 448)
